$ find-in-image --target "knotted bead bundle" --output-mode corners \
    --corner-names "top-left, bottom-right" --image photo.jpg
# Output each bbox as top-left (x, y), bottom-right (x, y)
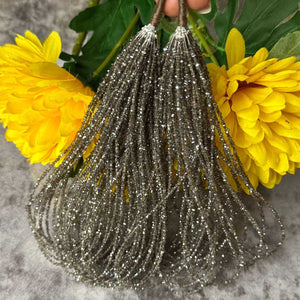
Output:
top-left (151, 4), bottom-right (284, 289)
top-left (26, 0), bottom-right (284, 293)
top-left (27, 8), bottom-right (165, 288)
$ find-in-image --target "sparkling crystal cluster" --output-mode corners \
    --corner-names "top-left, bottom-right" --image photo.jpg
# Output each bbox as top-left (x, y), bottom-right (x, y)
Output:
top-left (26, 9), bottom-right (284, 293)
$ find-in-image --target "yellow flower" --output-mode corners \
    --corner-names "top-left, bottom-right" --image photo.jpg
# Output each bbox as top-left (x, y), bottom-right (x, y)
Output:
top-left (0, 31), bottom-right (94, 165)
top-left (208, 28), bottom-right (300, 189)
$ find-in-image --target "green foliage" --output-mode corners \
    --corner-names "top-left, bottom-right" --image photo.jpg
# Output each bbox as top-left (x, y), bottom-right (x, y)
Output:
top-left (160, 16), bottom-right (177, 35)
top-left (158, 16), bottom-right (176, 50)
top-left (236, 0), bottom-right (299, 54)
top-left (69, 157), bottom-right (83, 178)
top-left (214, 0), bottom-right (239, 48)
top-left (62, 0), bottom-right (155, 90)
top-left (269, 31), bottom-right (300, 60)
top-left (62, 0), bottom-right (300, 88)
top-left (209, 0), bottom-right (300, 66)
top-left (265, 11), bottom-right (300, 51)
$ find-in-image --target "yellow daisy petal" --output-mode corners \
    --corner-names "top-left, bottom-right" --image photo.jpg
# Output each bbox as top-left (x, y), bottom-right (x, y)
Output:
top-left (207, 62), bottom-right (219, 78)
top-left (284, 93), bottom-right (300, 114)
top-left (243, 87), bottom-right (273, 104)
top-left (236, 104), bottom-right (259, 121)
top-left (286, 139), bottom-right (300, 162)
top-left (259, 110), bottom-right (282, 123)
top-left (247, 59), bottom-right (277, 75)
top-left (0, 30), bottom-right (94, 165)
top-left (256, 165), bottom-right (270, 184)
top-left (274, 153), bottom-right (289, 174)
top-left (227, 64), bottom-right (248, 77)
top-left (275, 83), bottom-right (300, 93)
top-left (246, 70), bottom-right (266, 83)
top-left (227, 80), bottom-right (239, 98)
top-left (238, 119), bottom-right (263, 138)
top-left (246, 163), bottom-right (259, 188)
top-left (219, 100), bottom-right (231, 118)
top-left (261, 169), bottom-right (277, 188)
top-left (247, 142), bottom-right (267, 166)
top-left (257, 70), bottom-right (296, 82)
top-left (257, 79), bottom-right (297, 88)
top-left (267, 132), bottom-right (290, 153)
top-left (259, 92), bottom-right (285, 112)
top-left (30, 62), bottom-right (74, 80)
top-left (42, 31), bottom-right (61, 63)
top-left (224, 111), bottom-right (236, 133)
top-left (209, 28), bottom-right (300, 190)
top-left (232, 126), bottom-right (253, 148)
top-left (289, 61), bottom-right (300, 70)
top-left (251, 47), bottom-right (269, 67)
top-left (237, 148), bottom-right (251, 171)
top-left (15, 33), bottom-right (43, 58)
top-left (288, 161), bottom-right (296, 174)
top-left (231, 91), bottom-right (253, 112)
top-left (225, 28), bottom-right (245, 68)
top-left (265, 56), bottom-right (298, 73)
top-left (24, 31), bottom-right (43, 48)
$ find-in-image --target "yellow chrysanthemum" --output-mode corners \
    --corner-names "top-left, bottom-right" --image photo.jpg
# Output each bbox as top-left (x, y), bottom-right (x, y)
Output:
top-left (0, 31), bottom-right (94, 164)
top-left (208, 28), bottom-right (300, 189)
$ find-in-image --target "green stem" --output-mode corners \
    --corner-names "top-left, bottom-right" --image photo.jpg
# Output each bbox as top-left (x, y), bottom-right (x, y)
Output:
top-left (72, 0), bottom-right (100, 56)
top-left (205, 34), bottom-right (225, 52)
top-left (188, 11), bottom-right (219, 66)
top-left (72, 32), bottom-right (86, 55)
top-left (195, 25), bottom-right (225, 52)
top-left (193, 13), bottom-right (224, 52)
top-left (93, 11), bottom-right (140, 78)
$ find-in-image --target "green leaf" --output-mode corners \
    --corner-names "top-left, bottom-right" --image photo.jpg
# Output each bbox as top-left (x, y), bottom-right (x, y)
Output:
top-left (265, 11), bottom-right (300, 50)
top-left (214, 0), bottom-right (239, 48)
top-left (60, 51), bottom-right (73, 62)
top-left (64, 0), bottom-right (155, 89)
top-left (235, 0), bottom-right (299, 54)
top-left (158, 28), bottom-right (171, 50)
top-left (269, 31), bottom-right (300, 60)
top-left (211, 0), bottom-right (300, 65)
top-left (160, 16), bottom-right (177, 35)
top-left (69, 157), bottom-right (83, 178)
top-left (211, 0), bottom-right (239, 65)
